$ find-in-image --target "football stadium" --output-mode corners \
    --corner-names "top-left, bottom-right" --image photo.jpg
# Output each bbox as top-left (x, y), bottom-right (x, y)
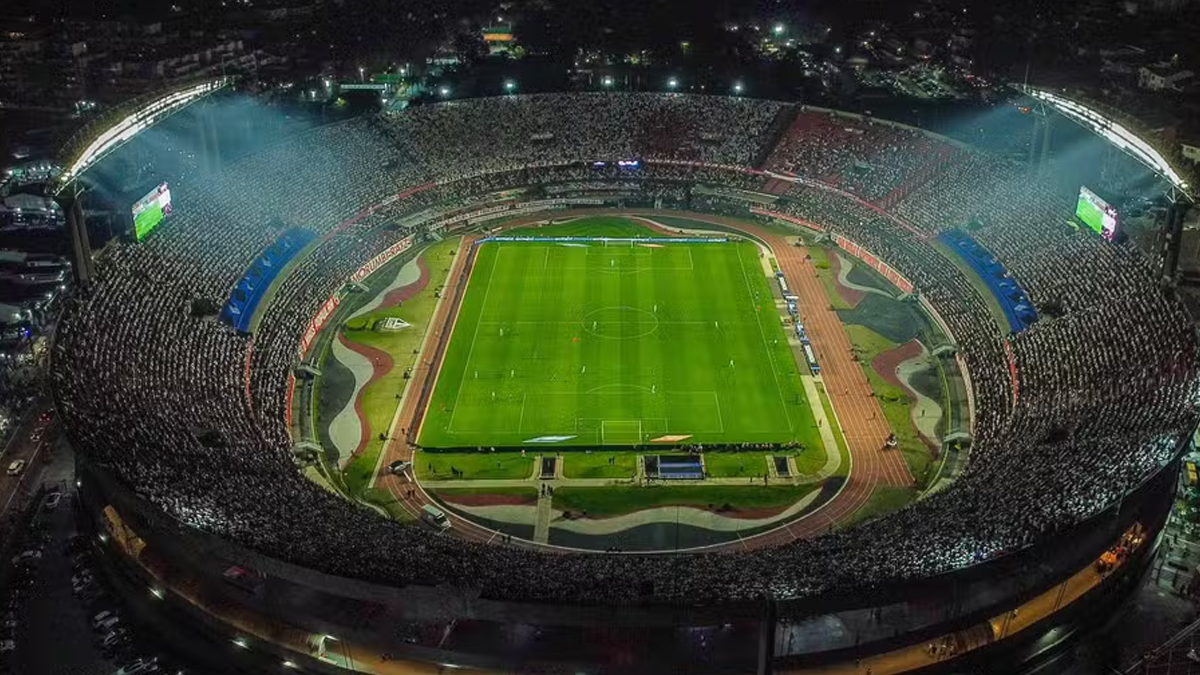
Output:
top-left (54, 89), bottom-right (1198, 674)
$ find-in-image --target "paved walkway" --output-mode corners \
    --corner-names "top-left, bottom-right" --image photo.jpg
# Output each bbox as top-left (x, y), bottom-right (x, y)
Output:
top-left (327, 334), bottom-right (374, 466)
top-left (834, 251), bottom-right (895, 299)
top-left (533, 493), bottom-right (552, 543)
top-left (452, 487), bottom-right (828, 537)
top-left (800, 375), bottom-right (843, 479)
top-left (422, 471), bottom-right (819, 490)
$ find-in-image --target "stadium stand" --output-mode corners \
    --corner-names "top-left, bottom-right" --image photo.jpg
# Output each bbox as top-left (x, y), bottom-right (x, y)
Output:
top-left (53, 93), bottom-right (1198, 619)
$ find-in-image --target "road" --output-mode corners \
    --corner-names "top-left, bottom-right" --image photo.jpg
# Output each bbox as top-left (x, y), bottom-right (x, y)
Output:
top-left (0, 398), bottom-right (55, 526)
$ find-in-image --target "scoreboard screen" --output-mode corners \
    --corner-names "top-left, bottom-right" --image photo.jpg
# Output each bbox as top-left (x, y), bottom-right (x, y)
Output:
top-left (132, 182), bottom-right (173, 241)
top-left (1075, 186), bottom-right (1119, 242)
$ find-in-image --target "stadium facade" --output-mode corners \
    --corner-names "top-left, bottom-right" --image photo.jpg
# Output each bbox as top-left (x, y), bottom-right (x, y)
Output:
top-left (56, 92), bottom-right (1198, 674)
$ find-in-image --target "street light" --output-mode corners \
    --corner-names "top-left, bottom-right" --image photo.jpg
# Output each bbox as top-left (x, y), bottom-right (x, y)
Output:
top-left (358, 66), bottom-right (365, 82)
top-left (504, 79), bottom-right (516, 93)
top-left (439, 86), bottom-right (450, 97)
top-left (772, 23), bottom-right (785, 35)
top-left (667, 77), bottom-right (679, 89)
top-left (602, 76), bottom-right (614, 87)
top-left (733, 81), bottom-right (744, 94)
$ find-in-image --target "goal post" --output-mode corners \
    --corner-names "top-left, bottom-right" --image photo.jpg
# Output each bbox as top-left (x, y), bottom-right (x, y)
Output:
top-left (600, 420), bottom-right (643, 445)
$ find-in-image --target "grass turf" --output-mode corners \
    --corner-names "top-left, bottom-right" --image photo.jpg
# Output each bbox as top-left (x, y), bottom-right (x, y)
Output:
top-left (552, 484), bottom-right (819, 517)
top-left (843, 324), bottom-right (935, 487)
top-left (839, 486), bottom-right (919, 529)
top-left (419, 218), bottom-right (822, 450)
top-left (430, 487), bottom-right (539, 504)
top-left (337, 238), bottom-right (460, 497)
top-left (702, 452), bottom-right (767, 478)
top-left (561, 451), bottom-right (640, 479)
top-left (805, 246), bottom-right (853, 311)
top-left (415, 451), bottom-right (535, 481)
top-left (815, 382), bottom-right (851, 478)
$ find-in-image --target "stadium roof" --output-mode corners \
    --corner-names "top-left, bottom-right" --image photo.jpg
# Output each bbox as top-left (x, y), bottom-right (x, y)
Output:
top-left (51, 77), bottom-right (231, 196)
top-left (1019, 84), bottom-right (1195, 203)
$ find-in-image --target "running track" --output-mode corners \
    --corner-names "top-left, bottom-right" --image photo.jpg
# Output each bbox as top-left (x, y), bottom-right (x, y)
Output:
top-left (375, 210), bottom-right (914, 552)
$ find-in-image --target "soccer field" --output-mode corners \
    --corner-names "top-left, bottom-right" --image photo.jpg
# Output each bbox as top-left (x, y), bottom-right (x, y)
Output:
top-left (418, 235), bottom-right (820, 449)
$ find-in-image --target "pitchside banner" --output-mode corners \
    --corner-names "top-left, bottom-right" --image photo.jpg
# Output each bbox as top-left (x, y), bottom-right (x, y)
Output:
top-left (298, 295), bottom-right (340, 359)
top-left (751, 207), bottom-right (824, 232)
top-left (350, 235), bottom-right (414, 284)
top-left (831, 234), bottom-right (914, 294)
top-left (483, 236), bottom-right (727, 244)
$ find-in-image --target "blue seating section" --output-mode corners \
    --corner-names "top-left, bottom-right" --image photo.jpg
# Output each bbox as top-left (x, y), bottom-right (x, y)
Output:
top-left (220, 228), bottom-right (316, 333)
top-left (938, 229), bottom-right (1037, 333)
top-left (659, 456), bottom-right (704, 480)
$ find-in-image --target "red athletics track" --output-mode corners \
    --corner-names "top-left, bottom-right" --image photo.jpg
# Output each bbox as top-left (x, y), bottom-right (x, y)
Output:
top-left (375, 234), bottom-right (503, 545)
top-left (375, 210), bottom-right (914, 553)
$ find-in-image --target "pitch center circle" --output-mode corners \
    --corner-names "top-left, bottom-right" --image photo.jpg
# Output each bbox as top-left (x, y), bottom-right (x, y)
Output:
top-left (582, 306), bottom-right (660, 340)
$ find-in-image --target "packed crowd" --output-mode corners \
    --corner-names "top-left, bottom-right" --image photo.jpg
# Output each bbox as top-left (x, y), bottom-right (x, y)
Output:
top-left (763, 109), bottom-right (961, 203)
top-left (387, 93), bottom-right (788, 180)
top-left (51, 93), bottom-right (1199, 607)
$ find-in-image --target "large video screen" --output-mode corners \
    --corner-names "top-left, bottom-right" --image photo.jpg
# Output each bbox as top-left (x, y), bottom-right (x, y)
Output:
top-left (1075, 186), bottom-right (1119, 242)
top-left (132, 182), bottom-right (173, 241)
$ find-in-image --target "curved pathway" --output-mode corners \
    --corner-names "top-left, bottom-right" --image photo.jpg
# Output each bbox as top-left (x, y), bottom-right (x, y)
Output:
top-left (834, 251), bottom-right (895, 300)
top-left (375, 235), bottom-right (503, 545)
top-left (326, 335), bottom-right (375, 465)
top-left (366, 212), bottom-right (916, 553)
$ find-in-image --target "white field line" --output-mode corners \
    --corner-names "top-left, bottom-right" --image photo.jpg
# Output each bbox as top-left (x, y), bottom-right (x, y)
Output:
top-left (735, 247), bottom-right (795, 432)
top-left (712, 391), bottom-right (725, 433)
top-left (446, 246), bottom-right (501, 433)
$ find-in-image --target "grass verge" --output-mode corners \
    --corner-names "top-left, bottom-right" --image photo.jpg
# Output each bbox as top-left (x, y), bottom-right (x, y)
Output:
top-left (561, 451), bottom-right (640, 479)
top-left (843, 324), bottom-right (934, 488)
top-left (430, 486), bottom-right (539, 504)
top-left (336, 238), bottom-right (460, 497)
top-left (839, 486), bottom-right (919, 529)
top-left (815, 382), bottom-right (851, 478)
top-left (415, 451), bottom-right (535, 481)
top-left (552, 485), bottom-right (818, 518)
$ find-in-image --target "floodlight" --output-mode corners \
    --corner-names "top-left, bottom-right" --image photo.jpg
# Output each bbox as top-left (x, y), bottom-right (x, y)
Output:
top-left (733, 82), bottom-right (744, 94)
top-left (667, 77), bottom-right (679, 89)
top-left (504, 79), bottom-right (516, 92)
top-left (439, 86), bottom-right (450, 96)
top-left (773, 24), bottom-right (784, 35)
top-left (602, 76), bottom-right (614, 87)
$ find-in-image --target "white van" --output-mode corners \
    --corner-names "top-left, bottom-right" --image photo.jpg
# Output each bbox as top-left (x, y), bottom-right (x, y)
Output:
top-left (421, 505), bottom-right (451, 531)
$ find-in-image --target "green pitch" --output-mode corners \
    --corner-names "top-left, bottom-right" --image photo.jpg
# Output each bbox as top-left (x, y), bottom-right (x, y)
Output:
top-left (418, 231), bottom-right (821, 449)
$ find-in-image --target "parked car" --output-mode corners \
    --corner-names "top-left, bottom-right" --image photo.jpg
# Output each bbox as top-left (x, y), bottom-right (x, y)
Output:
top-left (95, 615), bottom-right (120, 632)
top-left (91, 610), bottom-right (115, 629)
top-left (10, 549), bottom-right (40, 565)
top-left (5, 460), bottom-right (23, 476)
top-left (42, 492), bottom-right (61, 510)
top-left (114, 656), bottom-right (158, 674)
top-left (389, 459), bottom-right (412, 474)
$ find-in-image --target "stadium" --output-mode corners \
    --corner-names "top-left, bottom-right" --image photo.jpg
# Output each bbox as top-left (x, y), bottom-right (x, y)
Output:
top-left (52, 87), bottom-right (1199, 674)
